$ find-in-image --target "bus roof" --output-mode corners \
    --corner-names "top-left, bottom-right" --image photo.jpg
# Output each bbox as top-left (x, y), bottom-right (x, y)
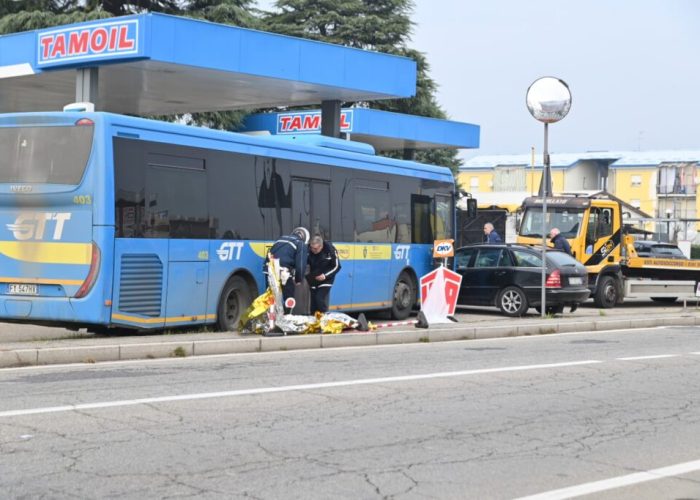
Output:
top-left (1, 111), bottom-right (454, 183)
top-left (0, 13), bottom-right (416, 115)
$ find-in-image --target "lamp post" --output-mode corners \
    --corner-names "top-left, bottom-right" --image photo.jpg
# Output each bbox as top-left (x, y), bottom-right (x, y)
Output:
top-left (526, 77), bottom-right (572, 318)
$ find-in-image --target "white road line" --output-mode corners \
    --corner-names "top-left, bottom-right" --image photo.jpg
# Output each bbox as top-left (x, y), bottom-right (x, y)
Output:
top-left (515, 458), bottom-right (700, 500)
top-left (0, 359), bottom-right (601, 418)
top-left (616, 354), bottom-right (679, 361)
top-left (690, 352), bottom-right (700, 355)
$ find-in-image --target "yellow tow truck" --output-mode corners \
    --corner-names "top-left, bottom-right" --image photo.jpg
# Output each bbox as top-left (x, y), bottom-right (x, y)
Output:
top-left (516, 192), bottom-right (700, 307)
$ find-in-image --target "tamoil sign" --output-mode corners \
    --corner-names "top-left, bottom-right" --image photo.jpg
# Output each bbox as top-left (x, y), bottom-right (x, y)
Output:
top-left (277, 110), bottom-right (353, 134)
top-left (37, 19), bottom-right (140, 67)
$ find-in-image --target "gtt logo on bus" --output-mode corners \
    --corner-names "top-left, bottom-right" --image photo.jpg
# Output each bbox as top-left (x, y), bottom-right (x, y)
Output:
top-left (277, 110), bottom-right (353, 134)
top-left (37, 19), bottom-right (139, 67)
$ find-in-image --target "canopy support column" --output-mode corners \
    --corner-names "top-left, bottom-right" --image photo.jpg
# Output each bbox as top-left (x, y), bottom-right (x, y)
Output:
top-left (321, 100), bottom-right (341, 138)
top-left (75, 68), bottom-right (99, 108)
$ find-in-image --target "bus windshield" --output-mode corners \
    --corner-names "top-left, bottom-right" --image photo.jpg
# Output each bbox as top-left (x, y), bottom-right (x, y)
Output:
top-left (0, 125), bottom-right (93, 184)
top-left (520, 207), bottom-right (584, 239)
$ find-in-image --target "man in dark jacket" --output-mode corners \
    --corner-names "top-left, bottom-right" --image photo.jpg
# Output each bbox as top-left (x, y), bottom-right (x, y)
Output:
top-left (307, 235), bottom-right (341, 314)
top-left (265, 227), bottom-right (309, 313)
top-left (549, 227), bottom-right (572, 255)
top-left (483, 222), bottom-right (503, 243)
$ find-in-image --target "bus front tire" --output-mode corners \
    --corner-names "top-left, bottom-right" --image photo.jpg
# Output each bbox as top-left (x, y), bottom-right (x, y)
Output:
top-left (217, 276), bottom-right (252, 332)
top-left (593, 275), bottom-right (618, 308)
top-left (391, 272), bottom-right (416, 320)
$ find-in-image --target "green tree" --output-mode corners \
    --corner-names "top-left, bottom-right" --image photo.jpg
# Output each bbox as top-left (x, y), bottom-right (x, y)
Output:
top-left (263, 0), bottom-right (462, 173)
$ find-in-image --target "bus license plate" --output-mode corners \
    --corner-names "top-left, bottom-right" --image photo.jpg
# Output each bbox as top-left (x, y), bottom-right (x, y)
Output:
top-left (7, 284), bottom-right (38, 295)
top-left (568, 277), bottom-right (583, 285)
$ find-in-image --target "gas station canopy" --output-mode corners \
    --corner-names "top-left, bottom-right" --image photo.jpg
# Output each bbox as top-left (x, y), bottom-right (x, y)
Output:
top-left (0, 13), bottom-right (417, 115)
top-left (241, 108), bottom-right (480, 151)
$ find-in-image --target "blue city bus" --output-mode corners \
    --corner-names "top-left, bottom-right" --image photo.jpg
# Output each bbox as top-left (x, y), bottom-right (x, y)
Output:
top-left (0, 112), bottom-right (455, 332)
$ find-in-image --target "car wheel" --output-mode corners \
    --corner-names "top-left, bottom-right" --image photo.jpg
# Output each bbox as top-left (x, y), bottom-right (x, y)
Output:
top-left (593, 275), bottom-right (618, 309)
top-left (391, 271), bottom-right (417, 320)
top-left (498, 286), bottom-right (528, 317)
top-left (651, 297), bottom-right (677, 303)
top-left (217, 276), bottom-right (253, 331)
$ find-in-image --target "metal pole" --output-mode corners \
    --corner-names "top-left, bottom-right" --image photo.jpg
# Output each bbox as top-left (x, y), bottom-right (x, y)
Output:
top-left (541, 122), bottom-right (549, 318)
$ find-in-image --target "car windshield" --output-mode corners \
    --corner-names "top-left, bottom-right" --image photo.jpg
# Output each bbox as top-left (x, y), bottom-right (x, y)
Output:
top-left (519, 208), bottom-right (584, 239)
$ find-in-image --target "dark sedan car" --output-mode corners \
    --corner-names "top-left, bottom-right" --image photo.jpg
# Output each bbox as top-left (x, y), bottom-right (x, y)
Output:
top-left (454, 244), bottom-right (590, 316)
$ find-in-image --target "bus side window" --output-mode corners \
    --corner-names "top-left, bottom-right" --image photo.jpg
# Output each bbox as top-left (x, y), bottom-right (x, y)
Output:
top-left (435, 193), bottom-right (453, 240)
top-left (411, 194), bottom-right (433, 244)
top-left (355, 183), bottom-right (392, 243)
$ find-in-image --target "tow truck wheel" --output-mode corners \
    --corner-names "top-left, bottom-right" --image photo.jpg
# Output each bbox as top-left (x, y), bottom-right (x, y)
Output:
top-left (391, 271), bottom-right (416, 320)
top-left (593, 275), bottom-right (617, 308)
top-left (498, 286), bottom-right (528, 317)
top-left (217, 276), bottom-right (253, 331)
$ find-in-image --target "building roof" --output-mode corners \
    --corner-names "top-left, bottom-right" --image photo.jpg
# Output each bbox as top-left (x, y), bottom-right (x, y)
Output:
top-left (0, 13), bottom-right (416, 115)
top-left (461, 150), bottom-right (700, 170)
top-left (240, 107), bottom-right (480, 151)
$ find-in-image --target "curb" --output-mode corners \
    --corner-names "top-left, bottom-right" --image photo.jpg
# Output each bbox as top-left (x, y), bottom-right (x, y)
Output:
top-left (0, 314), bottom-right (689, 369)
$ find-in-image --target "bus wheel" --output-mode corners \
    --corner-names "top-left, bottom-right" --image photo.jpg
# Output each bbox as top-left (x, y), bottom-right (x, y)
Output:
top-left (593, 275), bottom-right (617, 308)
top-left (391, 272), bottom-right (416, 320)
top-left (217, 276), bottom-right (252, 332)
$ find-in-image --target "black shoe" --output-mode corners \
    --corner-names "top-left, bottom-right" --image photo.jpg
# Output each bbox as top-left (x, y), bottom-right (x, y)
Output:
top-left (414, 311), bottom-right (429, 329)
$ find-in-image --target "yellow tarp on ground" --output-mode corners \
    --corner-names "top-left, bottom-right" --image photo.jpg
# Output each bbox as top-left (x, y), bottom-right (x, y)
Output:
top-left (239, 289), bottom-right (374, 335)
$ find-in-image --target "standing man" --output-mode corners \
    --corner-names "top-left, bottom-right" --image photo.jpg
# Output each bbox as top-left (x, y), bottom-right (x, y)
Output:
top-left (483, 222), bottom-right (503, 243)
top-left (265, 227), bottom-right (310, 313)
top-left (307, 235), bottom-right (341, 314)
top-left (549, 227), bottom-right (572, 255)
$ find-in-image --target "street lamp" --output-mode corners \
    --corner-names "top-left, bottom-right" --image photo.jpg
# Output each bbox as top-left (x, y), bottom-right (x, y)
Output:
top-left (526, 77), bottom-right (572, 317)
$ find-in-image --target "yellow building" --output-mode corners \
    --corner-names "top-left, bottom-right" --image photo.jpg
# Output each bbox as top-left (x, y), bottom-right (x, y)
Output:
top-left (459, 151), bottom-right (700, 241)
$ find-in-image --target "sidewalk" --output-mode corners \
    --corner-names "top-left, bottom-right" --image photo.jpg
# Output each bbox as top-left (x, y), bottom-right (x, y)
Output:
top-left (0, 302), bottom-right (696, 368)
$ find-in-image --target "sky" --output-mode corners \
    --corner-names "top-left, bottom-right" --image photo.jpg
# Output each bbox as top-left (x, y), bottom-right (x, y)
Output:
top-left (257, 1), bottom-right (700, 160)
top-left (411, 0), bottom-right (700, 159)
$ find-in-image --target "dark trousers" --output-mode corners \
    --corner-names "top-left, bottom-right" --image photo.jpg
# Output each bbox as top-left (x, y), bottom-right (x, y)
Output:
top-left (282, 276), bottom-right (296, 314)
top-left (310, 285), bottom-right (331, 314)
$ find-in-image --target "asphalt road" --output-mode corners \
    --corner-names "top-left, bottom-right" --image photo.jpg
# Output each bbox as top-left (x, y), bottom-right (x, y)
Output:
top-left (2, 326), bottom-right (700, 499)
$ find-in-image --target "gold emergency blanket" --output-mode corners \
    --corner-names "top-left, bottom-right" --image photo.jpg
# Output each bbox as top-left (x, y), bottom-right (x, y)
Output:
top-left (239, 291), bottom-right (373, 335)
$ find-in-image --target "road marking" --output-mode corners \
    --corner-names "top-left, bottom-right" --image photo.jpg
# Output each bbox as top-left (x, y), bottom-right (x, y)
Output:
top-left (515, 458), bottom-right (700, 500)
top-left (616, 354), bottom-right (679, 361)
top-left (0, 359), bottom-right (601, 418)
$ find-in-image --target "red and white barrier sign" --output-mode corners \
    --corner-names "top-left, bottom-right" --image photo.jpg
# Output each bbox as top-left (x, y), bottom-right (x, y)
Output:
top-left (419, 266), bottom-right (462, 322)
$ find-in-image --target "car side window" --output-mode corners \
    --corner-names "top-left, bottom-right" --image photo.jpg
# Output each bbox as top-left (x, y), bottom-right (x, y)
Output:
top-left (455, 248), bottom-right (475, 268)
top-left (475, 248), bottom-right (502, 268)
top-left (511, 249), bottom-right (542, 267)
top-left (499, 250), bottom-right (514, 267)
